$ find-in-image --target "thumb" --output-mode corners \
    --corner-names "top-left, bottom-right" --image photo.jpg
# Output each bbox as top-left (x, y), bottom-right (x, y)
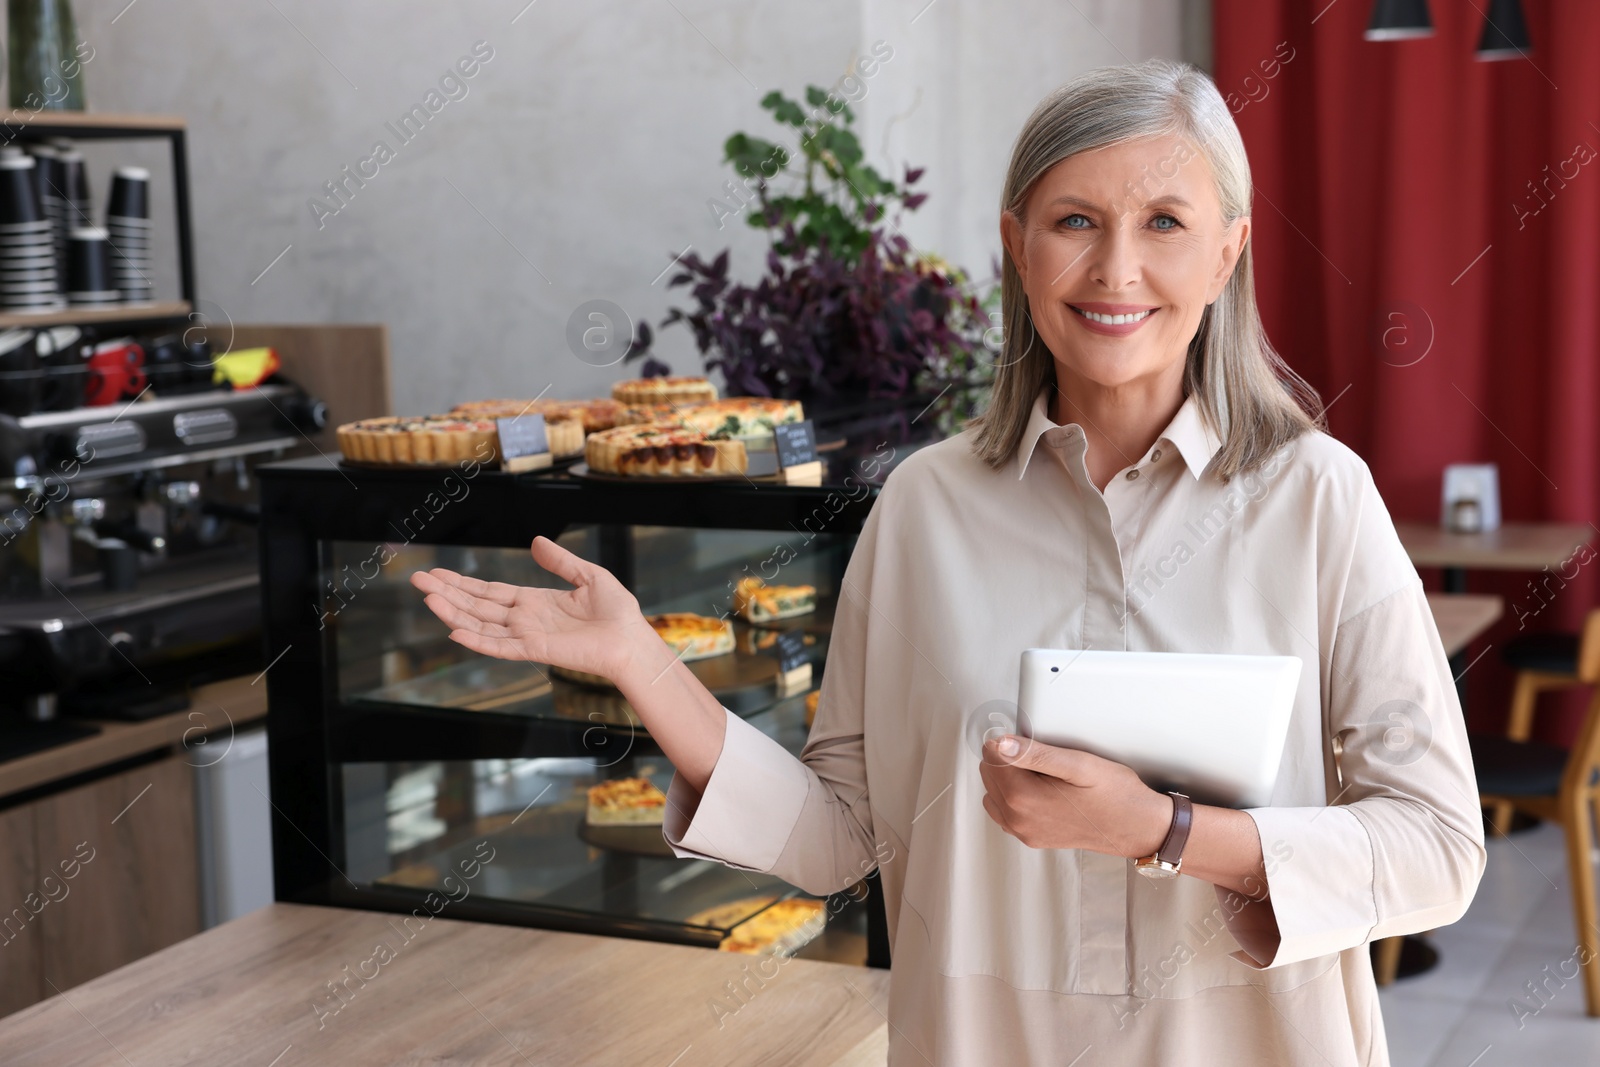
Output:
top-left (989, 734), bottom-right (1076, 778)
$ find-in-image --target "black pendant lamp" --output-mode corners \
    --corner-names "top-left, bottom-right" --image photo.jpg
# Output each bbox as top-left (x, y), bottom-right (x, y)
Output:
top-left (1476, 0), bottom-right (1532, 59)
top-left (1364, 0), bottom-right (1434, 40)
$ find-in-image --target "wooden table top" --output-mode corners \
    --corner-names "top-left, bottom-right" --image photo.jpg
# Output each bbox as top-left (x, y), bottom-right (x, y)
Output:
top-left (0, 674), bottom-right (268, 801)
top-left (1426, 593), bottom-right (1504, 658)
top-left (0, 903), bottom-right (891, 1066)
top-left (1396, 521), bottom-right (1594, 571)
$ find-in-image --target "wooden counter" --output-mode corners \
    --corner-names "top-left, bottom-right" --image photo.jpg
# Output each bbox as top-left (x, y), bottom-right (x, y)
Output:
top-left (0, 902), bottom-right (891, 1066)
top-left (0, 673), bottom-right (268, 801)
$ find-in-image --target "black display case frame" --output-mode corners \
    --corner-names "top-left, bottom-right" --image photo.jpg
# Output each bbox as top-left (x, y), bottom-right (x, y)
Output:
top-left (255, 396), bottom-right (963, 965)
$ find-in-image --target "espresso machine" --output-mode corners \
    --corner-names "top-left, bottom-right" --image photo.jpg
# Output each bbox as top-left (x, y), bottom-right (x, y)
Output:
top-left (0, 342), bottom-right (325, 751)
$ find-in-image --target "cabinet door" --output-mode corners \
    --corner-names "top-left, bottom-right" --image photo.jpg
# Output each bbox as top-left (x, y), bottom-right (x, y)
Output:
top-left (0, 802), bottom-right (42, 1016)
top-left (34, 754), bottom-right (200, 991)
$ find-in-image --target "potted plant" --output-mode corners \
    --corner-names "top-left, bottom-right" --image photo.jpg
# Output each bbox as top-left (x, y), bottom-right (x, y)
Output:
top-left (628, 85), bottom-right (998, 426)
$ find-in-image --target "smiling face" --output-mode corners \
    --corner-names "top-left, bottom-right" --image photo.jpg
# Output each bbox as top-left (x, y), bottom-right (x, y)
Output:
top-left (1000, 133), bottom-right (1249, 402)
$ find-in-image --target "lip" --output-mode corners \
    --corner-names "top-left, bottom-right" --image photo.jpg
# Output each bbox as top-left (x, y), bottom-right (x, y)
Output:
top-left (1068, 302), bottom-right (1159, 337)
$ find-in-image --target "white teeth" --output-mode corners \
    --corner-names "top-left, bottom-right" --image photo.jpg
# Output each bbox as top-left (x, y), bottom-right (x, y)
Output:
top-left (1077, 307), bottom-right (1154, 325)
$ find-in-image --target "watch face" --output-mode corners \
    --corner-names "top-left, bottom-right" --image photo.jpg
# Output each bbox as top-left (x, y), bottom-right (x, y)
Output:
top-left (1136, 861), bottom-right (1179, 880)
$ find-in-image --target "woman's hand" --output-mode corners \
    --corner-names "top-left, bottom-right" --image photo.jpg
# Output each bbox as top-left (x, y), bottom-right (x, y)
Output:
top-left (408, 535), bottom-right (656, 684)
top-left (978, 734), bottom-right (1172, 859)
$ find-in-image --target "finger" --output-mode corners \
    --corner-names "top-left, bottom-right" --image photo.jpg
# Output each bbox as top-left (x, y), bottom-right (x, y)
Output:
top-left (981, 792), bottom-right (1014, 835)
top-left (423, 580), bottom-right (513, 628)
top-left (423, 567), bottom-right (523, 608)
top-left (422, 592), bottom-right (510, 639)
top-left (529, 535), bottom-right (604, 589)
top-left (988, 734), bottom-right (1080, 779)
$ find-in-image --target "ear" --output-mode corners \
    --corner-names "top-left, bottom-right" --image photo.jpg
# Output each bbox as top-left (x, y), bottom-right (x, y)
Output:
top-left (1000, 209), bottom-right (1029, 287)
top-left (1206, 215), bottom-right (1250, 304)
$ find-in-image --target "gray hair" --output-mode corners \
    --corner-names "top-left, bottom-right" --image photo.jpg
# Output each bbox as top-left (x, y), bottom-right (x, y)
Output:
top-left (967, 58), bottom-right (1322, 481)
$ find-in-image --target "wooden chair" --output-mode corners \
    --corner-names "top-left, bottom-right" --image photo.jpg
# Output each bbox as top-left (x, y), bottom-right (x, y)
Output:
top-left (1470, 686), bottom-right (1600, 1015)
top-left (1492, 609), bottom-right (1600, 834)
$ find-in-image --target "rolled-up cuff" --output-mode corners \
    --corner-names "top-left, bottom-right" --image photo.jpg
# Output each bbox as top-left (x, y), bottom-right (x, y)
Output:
top-left (661, 706), bottom-right (810, 872)
top-left (1218, 804), bottom-right (1377, 969)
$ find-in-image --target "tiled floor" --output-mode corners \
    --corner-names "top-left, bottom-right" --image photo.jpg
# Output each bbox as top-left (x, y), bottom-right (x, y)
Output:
top-left (1378, 822), bottom-right (1600, 1065)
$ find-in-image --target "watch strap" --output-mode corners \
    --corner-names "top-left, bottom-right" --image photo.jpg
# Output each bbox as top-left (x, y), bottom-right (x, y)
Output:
top-left (1155, 792), bottom-right (1193, 866)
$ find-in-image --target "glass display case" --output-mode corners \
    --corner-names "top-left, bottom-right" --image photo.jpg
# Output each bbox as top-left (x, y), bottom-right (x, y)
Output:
top-left (257, 394), bottom-right (972, 967)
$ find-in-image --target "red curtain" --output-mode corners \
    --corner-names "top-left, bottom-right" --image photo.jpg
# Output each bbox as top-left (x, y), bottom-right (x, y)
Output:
top-left (1213, 0), bottom-right (1600, 741)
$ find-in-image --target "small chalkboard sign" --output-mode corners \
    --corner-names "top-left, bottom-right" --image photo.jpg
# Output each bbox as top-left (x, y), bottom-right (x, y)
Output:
top-left (773, 628), bottom-right (809, 674)
top-left (773, 420), bottom-right (818, 468)
top-left (496, 414), bottom-right (551, 471)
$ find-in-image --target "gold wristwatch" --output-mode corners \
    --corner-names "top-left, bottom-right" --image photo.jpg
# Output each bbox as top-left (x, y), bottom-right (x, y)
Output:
top-left (1134, 791), bottom-right (1192, 880)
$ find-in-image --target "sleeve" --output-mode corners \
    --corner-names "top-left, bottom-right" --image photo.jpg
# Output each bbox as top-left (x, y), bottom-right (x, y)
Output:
top-left (660, 486), bottom-right (887, 898)
top-left (1217, 466), bottom-right (1488, 969)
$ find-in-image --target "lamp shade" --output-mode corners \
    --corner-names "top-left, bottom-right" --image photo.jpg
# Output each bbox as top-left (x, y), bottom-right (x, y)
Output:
top-left (1476, 0), bottom-right (1532, 59)
top-left (1365, 0), bottom-right (1434, 40)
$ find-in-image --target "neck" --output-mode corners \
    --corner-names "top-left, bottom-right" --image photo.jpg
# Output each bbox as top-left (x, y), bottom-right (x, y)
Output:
top-left (1050, 362), bottom-right (1185, 492)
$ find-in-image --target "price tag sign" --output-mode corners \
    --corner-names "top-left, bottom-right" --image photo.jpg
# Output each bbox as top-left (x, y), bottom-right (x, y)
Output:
top-left (773, 419), bottom-right (818, 469)
top-left (496, 413), bottom-right (549, 469)
top-left (773, 628), bottom-right (809, 674)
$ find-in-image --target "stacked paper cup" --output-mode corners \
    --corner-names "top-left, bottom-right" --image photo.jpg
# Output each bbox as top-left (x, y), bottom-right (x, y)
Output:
top-left (66, 227), bottom-right (118, 309)
top-left (0, 151), bottom-right (67, 313)
top-left (105, 167), bottom-right (152, 304)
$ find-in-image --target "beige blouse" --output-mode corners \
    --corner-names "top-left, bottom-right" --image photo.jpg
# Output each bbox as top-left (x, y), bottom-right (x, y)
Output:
top-left (663, 383), bottom-right (1487, 1066)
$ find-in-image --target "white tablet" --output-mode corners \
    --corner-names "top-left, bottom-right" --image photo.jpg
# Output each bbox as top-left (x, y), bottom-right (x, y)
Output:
top-left (1015, 648), bottom-right (1302, 808)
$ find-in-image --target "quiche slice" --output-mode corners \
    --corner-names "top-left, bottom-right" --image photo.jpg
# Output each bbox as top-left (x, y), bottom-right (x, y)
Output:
top-left (612, 375), bottom-right (719, 406)
top-left (685, 896), bottom-right (827, 955)
top-left (584, 423), bottom-right (747, 477)
top-left (585, 776), bottom-right (667, 825)
top-left (732, 576), bottom-right (817, 623)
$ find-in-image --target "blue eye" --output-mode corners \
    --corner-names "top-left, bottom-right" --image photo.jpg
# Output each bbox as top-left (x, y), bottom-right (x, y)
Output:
top-left (1059, 214), bottom-right (1091, 229)
top-left (1152, 214), bottom-right (1181, 231)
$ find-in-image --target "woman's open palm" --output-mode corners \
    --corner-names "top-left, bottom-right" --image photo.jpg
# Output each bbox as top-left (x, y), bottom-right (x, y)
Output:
top-left (408, 535), bottom-right (648, 683)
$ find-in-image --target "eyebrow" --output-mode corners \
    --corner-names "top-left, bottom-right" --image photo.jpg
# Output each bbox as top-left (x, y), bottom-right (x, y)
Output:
top-left (1045, 194), bottom-right (1196, 212)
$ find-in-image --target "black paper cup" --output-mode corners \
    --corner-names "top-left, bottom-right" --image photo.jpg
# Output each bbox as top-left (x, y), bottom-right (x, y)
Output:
top-left (0, 156), bottom-right (42, 227)
top-left (107, 166), bottom-right (150, 220)
top-left (67, 227), bottom-right (111, 293)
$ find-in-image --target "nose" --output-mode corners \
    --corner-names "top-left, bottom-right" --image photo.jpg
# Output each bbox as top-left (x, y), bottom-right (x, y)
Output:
top-left (1087, 216), bottom-right (1141, 292)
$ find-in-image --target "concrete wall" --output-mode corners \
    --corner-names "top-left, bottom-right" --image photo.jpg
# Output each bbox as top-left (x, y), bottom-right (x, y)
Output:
top-left (61, 0), bottom-right (1192, 414)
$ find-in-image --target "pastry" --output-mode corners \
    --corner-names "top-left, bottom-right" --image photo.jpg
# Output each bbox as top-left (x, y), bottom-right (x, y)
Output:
top-left (336, 412), bottom-right (584, 464)
top-left (549, 613), bottom-right (734, 687)
top-left (735, 626), bottom-right (817, 655)
top-left (450, 397), bottom-right (621, 434)
top-left (615, 397), bottom-right (804, 441)
top-left (686, 896), bottom-right (827, 955)
top-left (805, 689), bottom-right (819, 727)
top-left (336, 415), bottom-right (499, 465)
top-left (612, 375), bottom-right (719, 406)
top-left (585, 777), bottom-right (667, 825)
top-left (732, 576), bottom-right (817, 622)
top-left (584, 423), bottom-right (747, 477)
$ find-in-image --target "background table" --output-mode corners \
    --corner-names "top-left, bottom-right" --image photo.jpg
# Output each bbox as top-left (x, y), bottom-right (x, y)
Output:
top-left (1396, 521), bottom-right (1593, 592)
top-left (1427, 592), bottom-right (1504, 659)
top-left (0, 903), bottom-right (891, 1066)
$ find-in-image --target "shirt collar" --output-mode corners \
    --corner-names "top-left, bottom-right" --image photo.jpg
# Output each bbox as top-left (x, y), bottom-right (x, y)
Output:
top-left (1012, 384), bottom-right (1222, 482)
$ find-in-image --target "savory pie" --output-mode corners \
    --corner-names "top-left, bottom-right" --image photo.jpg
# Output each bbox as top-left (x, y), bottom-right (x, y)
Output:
top-left (584, 423), bottom-right (747, 477)
top-left (336, 415), bottom-right (499, 465)
top-left (585, 777), bottom-right (667, 825)
top-left (732, 576), bottom-right (817, 622)
top-left (336, 412), bottom-right (584, 464)
top-left (685, 895), bottom-right (827, 954)
top-left (449, 397), bottom-right (621, 434)
top-left (735, 626), bottom-right (817, 655)
top-left (615, 397), bottom-right (804, 441)
top-left (612, 375), bottom-right (719, 406)
top-left (549, 612), bottom-right (734, 687)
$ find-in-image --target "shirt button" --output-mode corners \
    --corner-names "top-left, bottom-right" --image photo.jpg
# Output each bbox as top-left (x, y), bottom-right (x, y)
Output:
top-left (1126, 469), bottom-right (1140, 481)
top-left (1151, 449), bottom-right (1162, 462)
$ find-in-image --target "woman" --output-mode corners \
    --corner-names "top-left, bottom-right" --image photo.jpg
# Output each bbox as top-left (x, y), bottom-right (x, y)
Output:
top-left (411, 59), bottom-right (1485, 1066)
